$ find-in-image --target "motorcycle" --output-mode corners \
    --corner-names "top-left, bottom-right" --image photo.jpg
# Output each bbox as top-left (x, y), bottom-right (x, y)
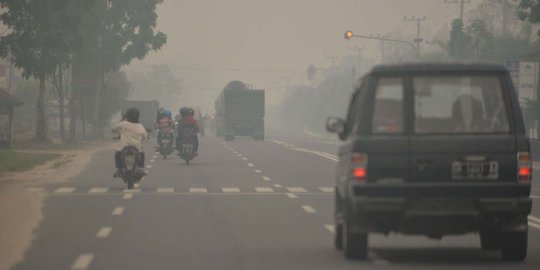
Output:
top-left (180, 136), bottom-right (195, 165)
top-left (178, 127), bottom-right (197, 165)
top-left (158, 131), bottom-right (174, 159)
top-left (117, 145), bottom-right (145, 189)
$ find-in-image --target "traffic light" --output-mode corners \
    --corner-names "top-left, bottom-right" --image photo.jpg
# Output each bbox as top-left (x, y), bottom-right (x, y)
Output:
top-left (344, 31), bottom-right (353, 39)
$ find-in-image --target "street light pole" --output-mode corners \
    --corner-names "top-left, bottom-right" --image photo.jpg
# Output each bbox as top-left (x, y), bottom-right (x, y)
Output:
top-left (344, 31), bottom-right (420, 57)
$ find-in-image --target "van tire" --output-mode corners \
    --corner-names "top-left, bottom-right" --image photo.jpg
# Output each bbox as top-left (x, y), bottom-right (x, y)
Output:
top-left (480, 227), bottom-right (501, 250)
top-left (500, 231), bottom-right (527, 261)
top-left (335, 224), bottom-right (343, 250)
top-left (343, 205), bottom-right (368, 260)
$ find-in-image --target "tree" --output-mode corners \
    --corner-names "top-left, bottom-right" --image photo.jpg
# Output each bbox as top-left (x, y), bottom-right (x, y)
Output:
top-left (448, 19), bottom-right (472, 60)
top-left (76, 0), bottom-right (167, 136)
top-left (466, 19), bottom-right (495, 61)
top-left (130, 65), bottom-right (182, 109)
top-left (0, 0), bottom-right (83, 141)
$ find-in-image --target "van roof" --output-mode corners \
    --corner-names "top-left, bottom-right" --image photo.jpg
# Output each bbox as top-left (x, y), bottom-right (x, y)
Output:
top-left (369, 62), bottom-right (507, 75)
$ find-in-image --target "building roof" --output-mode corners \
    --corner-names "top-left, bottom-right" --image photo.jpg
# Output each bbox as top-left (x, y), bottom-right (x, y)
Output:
top-left (369, 62), bottom-right (507, 75)
top-left (0, 88), bottom-right (23, 106)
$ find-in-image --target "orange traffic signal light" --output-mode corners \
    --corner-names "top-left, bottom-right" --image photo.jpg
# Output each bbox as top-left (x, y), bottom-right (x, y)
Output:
top-left (345, 31), bottom-right (353, 39)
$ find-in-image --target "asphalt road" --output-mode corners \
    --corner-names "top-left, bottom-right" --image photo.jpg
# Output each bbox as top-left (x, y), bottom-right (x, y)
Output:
top-left (12, 135), bottom-right (540, 270)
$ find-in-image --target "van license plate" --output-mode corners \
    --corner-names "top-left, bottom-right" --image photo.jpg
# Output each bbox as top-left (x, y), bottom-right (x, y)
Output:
top-left (452, 161), bottom-right (498, 179)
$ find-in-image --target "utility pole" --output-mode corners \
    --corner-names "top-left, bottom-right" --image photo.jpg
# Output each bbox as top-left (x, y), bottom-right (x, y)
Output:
top-left (444, 0), bottom-right (471, 23)
top-left (404, 16), bottom-right (426, 52)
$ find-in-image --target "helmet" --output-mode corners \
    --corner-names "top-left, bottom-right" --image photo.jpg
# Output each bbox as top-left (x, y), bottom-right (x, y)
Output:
top-left (125, 107), bottom-right (140, 123)
top-left (163, 110), bottom-right (172, 118)
top-left (179, 107), bottom-right (190, 117)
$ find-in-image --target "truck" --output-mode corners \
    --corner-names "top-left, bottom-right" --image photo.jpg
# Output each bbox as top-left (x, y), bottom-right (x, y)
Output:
top-left (215, 81), bottom-right (265, 141)
top-left (120, 100), bottom-right (159, 136)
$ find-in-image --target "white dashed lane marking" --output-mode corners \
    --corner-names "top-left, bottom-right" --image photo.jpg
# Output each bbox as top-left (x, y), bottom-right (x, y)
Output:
top-left (190, 188), bottom-right (208, 193)
top-left (146, 165), bottom-right (152, 169)
top-left (262, 176), bottom-right (271, 181)
top-left (286, 193), bottom-right (298, 199)
top-left (319, 187), bottom-right (334, 192)
top-left (222, 188), bottom-right (241, 193)
top-left (286, 187), bottom-right (307, 193)
top-left (71, 254), bottom-right (94, 270)
top-left (96, 227), bottom-right (113, 238)
top-left (255, 187), bottom-right (274, 193)
top-left (123, 193), bottom-right (133, 199)
top-left (302, 205), bottom-right (316, 213)
top-left (247, 163), bottom-right (255, 167)
top-left (273, 184), bottom-right (283, 188)
top-left (89, 188), bottom-right (108, 193)
top-left (254, 169), bottom-right (262, 173)
top-left (112, 207), bottom-right (125, 216)
top-left (123, 189), bottom-right (141, 193)
top-left (54, 187), bottom-right (75, 193)
top-left (324, 224), bottom-right (335, 233)
top-left (157, 188), bottom-right (175, 193)
top-left (242, 157), bottom-right (248, 160)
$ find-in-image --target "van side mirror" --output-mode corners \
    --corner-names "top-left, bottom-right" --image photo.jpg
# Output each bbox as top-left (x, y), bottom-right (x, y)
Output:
top-left (326, 117), bottom-right (346, 139)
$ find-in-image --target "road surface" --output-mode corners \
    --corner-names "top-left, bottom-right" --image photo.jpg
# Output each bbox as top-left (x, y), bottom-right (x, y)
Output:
top-left (11, 135), bottom-right (540, 270)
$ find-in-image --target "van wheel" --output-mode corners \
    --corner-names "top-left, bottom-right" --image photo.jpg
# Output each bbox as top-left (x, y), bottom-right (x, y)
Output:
top-left (500, 231), bottom-right (527, 261)
top-left (480, 227), bottom-right (501, 250)
top-left (343, 207), bottom-right (368, 260)
top-left (335, 224), bottom-right (343, 250)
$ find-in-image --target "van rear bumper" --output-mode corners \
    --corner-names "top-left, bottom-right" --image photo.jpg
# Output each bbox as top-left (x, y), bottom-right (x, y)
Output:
top-left (347, 183), bottom-right (532, 235)
top-left (352, 182), bottom-right (531, 198)
top-left (351, 197), bottom-right (532, 215)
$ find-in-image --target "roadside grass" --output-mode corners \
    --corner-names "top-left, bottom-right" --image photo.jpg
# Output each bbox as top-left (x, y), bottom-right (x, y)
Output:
top-left (0, 150), bottom-right (62, 175)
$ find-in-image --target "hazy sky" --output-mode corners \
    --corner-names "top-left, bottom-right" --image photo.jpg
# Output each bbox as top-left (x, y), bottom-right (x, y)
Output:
top-left (130, 0), bottom-right (483, 111)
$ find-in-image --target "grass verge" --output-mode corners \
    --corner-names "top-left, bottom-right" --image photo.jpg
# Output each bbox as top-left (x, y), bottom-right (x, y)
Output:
top-left (0, 150), bottom-right (62, 175)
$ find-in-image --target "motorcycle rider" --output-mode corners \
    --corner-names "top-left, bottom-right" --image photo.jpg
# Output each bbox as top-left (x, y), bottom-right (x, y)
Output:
top-left (112, 108), bottom-right (148, 177)
top-left (156, 109), bottom-right (175, 148)
top-left (176, 107), bottom-right (200, 156)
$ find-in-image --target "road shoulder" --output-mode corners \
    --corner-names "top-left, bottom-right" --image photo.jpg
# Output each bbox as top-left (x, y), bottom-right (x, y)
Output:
top-left (0, 142), bottom-right (112, 270)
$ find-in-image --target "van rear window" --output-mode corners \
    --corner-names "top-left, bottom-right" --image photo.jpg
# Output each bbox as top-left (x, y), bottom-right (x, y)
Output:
top-left (413, 76), bottom-right (510, 134)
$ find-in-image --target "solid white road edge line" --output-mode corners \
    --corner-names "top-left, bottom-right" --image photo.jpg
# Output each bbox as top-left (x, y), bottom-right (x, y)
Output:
top-left (71, 254), bottom-right (94, 270)
top-left (528, 215), bottom-right (540, 223)
top-left (528, 221), bottom-right (540, 230)
top-left (96, 227), bottom-right (113, 238)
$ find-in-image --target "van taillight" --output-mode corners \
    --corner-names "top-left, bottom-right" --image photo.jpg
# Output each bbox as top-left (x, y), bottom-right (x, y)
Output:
top-left (351, 153), bottom-right (367, 182)
top-left (517, 152), bottom-right (532, 183)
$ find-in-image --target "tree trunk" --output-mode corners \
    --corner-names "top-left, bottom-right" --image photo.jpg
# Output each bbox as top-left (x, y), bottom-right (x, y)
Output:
top-left (36, 71), bottom-right (48, 141)
top-left (58, 66), bottom-right (66, 142)
top-left (92, 61), bottom-right (103, 137)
